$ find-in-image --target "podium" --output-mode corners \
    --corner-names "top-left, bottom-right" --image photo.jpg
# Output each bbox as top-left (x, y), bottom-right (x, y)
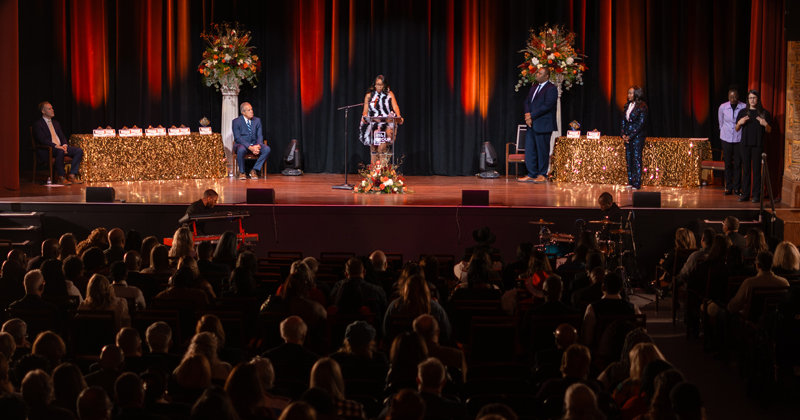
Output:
top-left (364, 116), bottom-right (402, 166)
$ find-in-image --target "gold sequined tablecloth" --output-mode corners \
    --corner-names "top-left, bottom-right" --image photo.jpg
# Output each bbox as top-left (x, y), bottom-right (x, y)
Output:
top-left (551, 136), bottom-right (711, 187)
top-left (70, 133), bottom-right (227, 182)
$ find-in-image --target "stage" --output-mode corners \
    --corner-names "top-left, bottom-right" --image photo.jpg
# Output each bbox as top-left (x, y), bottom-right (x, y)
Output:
top-left (0, 174), bottom-right (775, 285)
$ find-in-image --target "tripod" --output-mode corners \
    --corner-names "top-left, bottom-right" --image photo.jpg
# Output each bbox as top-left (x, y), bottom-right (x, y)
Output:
top-left (618, 210), bottom-right (653, 301)
top-left (333, 103), bottom-right (365, 190)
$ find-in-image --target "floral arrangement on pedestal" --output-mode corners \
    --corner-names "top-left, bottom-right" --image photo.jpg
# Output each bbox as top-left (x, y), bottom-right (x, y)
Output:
top-left (198, 22), bottom-right (261, 90)
top-left (514, 24), bottom-right (586, 92)
top-left (354, 160), bottom-right (412, 194)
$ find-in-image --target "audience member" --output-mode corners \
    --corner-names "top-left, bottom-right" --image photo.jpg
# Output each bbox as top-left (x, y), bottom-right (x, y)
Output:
top-left (582, 273), bottom-right (640, 345)
top-left (11, 354), bottom-right (50, 390)
top-left (0, 393), bottom-right (28, 420)
top-left (79, 274), bottom-right (130, 330)
top-left (419, 255), bottom-right (449, 305)
top-left (303, 257), bottom-right (331, 298)
top-left (289, 260), bottom-right (327, 308)
top-left (83, 345), bottom-right (125, 397)
top-left (502, 242), bottom-right (534, 291)
top-left (59, 233), bottom-right (78, 261)
top-left (310, 358), bottom-right (366, 419)
top-left (22, 369), bottom-right (75, 420)
top-left (264, 274), bottom-right (327, 333)
top-left (82, 247), bottom-right (109, 277)
top-left (416, 357), bottom-right (469, 420)
top-left (77, 386), bottom-right (113, 420)
top-left (222, 266), bottom-right (256, 298)
top-left (0, 259), bottom-right (25, 308)
top-left (2, 318), bottom-right (31, 361)
top-left (225, 363), bottom-right (273, 420)
top-left (476, 404), bottom-right (518, 420)
top-left (154, 267), bottom-right (209, 308)
top-left (52, 363), bottom-right (87, 417)
top-left (772, 241), bottom-right (800, 276)
top-left (189, 385), bottom-right (239, 420)
top-left (519, 250), bottom-right (552, 297)
top-left (262, 316), bottom-right (320, 383)
top-left (722, 216), bottom-right (746, 248)
top-left (567, 251), bottom-right (605, 302)
top-left (110, 262), bottom-right (146, 309)
top-left (31, 331), bottom-right (66, 373)
top-left (0, 353), bottom-right (13, 395)
top-left (299, 387), bottom-right (336, 420)
top-left (536, 344), bottom-right (601, 418)
top-left (145, 322), bottom-right (180, 371)
top-left (279, 401), bottom-right (317, 420)
top-left (371, 250), bottom-right (400, 293)
top-left (619, 359), bottom-right (673, 420)
top-left (534, 323), bottom-right (578, 370)
top-left (676, 229), bottom-right (716, 282)
top-left (563, 383), bottom-right (605, 420)
top-left (116, 327), bottom-right (167, 375)
top-left (169, 227), bottom-right (197, 262)
top-left (0, 332), bottom-right (15, 362)
top-left (41, 258), bottom-right (82, 303)
top-left (140, 368), bottom-right (192, 420)
top-left (669, 382), bottom-right (704, 420)
top-left (727, 251), bottom-right (788, 316)
top-left (612, 343), bottom-right (666, 406)
top-left (598, 328), bottom-right (652, 391)
top-left (412, 315), bottom-right (466, 382)
top-left (197, 242), bottom-right (231, 279)
top-left (329, 320), bottom-right (389, 368)
top-left (9, 270), bottom-right (59, 315)
top-left (172, 354), bottom-right (212, 405)
top-left (76, 228), bottom-right (109, 256)
top-left (250, 356), bottom-right (292, 413)
top-left (142, 245), bottom-right (176, 276)
top-left (743, 228), bottom-right (768, 259)
top-left (522, 275), bottom-right (579, 347)
top-left (63, 255), bottom-right (89, 298)
top-left (184, 332), bottom-right (232, 382)
top-left (386, 331), bottom-right (429, 388)
top-left (139, 237), bottom-right (160, 271)
top-left (384, 275), bottom-right (451, 342)
top-left (197, 314), bottom-right (245, 366)
top-left (27, 238), bottom-right (60, 272)
top-left (213, 231), bottom-right (239, 262)
top-left (113, 372), bottom-right (169, 420)
top-left (125, 230), bottom-right (143, 254)
top-left (385, 389), bottom-right (425, 420)
top-left (462, 227), bottom-right (503, 265)
top-left (331, 258), bottom-right (387, 318)
top-left (104, 228), bottom-right (126, 266)
top-left (177, 256), bottom-right (217, 301)
top-left (638, 369), bottom-right (684, 420)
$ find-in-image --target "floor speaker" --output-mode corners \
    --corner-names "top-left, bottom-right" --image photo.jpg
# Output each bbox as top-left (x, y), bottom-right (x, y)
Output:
top-left (246, 188), bottom-right (276, 204)
top-left (633, 191), bottom-right (661, 208)
top-left (462, 190), bottom-right (489, 206)
top-left (85, 187), bottom-right (115, 202)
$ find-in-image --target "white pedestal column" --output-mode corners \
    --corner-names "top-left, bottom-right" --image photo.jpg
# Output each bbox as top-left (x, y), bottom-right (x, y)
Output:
top-left (221, 83), bottom-right (240, 176)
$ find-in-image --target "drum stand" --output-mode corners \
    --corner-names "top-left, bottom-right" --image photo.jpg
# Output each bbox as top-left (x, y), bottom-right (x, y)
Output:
top-left (619, 211), bottom-right (652, 301)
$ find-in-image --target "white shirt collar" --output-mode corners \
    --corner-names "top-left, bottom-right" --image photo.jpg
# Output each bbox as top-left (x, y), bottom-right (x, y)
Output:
top-left (43, 116), bottom-right (52, 123)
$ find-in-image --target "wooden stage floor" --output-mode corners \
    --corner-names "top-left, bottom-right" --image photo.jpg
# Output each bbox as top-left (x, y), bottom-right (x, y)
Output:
top-left (0, 174), bottom-right (781, 210)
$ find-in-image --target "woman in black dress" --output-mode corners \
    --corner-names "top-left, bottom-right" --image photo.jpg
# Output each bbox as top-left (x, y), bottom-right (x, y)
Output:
top-left (735, 89), bottom-right (772, 202)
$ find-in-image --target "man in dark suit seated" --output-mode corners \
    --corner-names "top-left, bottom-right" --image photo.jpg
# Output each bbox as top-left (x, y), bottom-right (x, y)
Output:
top-left (26, 239), bottom-right (59, 272)
top-left (31, 101), bottom-right (83, 185)
top-left (84, 345), bottom-right (125, 398)
top-left (116, 328), bottom-right (167, 375)
top-left (723, 216), bottom-right (747, 248)
top-left (104, 229), bottom-right (127, 266)
top-left (262, 316), bottom-right (320, 383)
top-left (416, 358), bottom-right (469, 420)
top-left (9, 270), bottom-right (59, 313)
top-left (232, 102), bottom-right (270, 180)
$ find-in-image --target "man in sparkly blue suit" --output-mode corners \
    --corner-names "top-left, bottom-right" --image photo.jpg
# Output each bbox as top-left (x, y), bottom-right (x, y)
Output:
top-left (621, 86), bottom-right (649, 190)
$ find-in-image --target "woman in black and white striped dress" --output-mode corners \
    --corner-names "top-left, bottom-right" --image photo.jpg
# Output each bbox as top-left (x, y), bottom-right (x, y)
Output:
top-left (360, 75), bottom-right (403, 166)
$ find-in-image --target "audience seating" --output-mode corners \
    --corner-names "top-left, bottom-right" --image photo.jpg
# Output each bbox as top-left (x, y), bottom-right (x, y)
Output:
top-left (467, 316), bottom-right (517, 363)
top-left (68, 309), bottom-right (117, 358)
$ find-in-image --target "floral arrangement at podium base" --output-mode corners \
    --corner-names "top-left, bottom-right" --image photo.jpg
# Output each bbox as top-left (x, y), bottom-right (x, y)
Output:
top-left (354, 160), bottom-right (412, 194)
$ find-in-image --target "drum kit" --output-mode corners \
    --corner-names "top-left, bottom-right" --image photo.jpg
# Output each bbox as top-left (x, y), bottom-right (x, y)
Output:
top-left (529, 217), bottom-right (633, 269)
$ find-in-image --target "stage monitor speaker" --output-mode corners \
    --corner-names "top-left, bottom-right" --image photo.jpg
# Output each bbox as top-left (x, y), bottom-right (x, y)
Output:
top-left (246, 188), bottom-right (276, 204)
top-left (86, 187), bottom-right (115, 203)
top-left (462, 190), bottom-right (489, 206)
top-left (633, 191), bottom-right (661, 208)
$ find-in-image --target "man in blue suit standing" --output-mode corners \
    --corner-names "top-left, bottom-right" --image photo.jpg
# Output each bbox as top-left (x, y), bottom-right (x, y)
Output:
top-left (519, 68), bottom-right (558, 183)
top-left (31, 101), bottom-right (84, 185)
top-left (232, 102), bottom-right (270, 180)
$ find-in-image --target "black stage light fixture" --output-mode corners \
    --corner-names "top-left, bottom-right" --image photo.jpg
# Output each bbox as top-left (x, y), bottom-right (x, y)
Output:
top-left (478, 142), bottom-right (499, 179)
top-left (282, 139), bottom-right (302, 176)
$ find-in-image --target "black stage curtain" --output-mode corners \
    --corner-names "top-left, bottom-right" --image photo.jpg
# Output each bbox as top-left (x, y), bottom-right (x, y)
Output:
top-left (18, 0), bottom-right (762, 177)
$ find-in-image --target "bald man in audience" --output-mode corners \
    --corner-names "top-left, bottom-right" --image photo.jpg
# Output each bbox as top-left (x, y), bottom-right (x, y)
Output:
top-left (370, 250), bottom-right (399, 295)
top-left (9, 270), bottom-right (58, 313)
top-left (83, 345), bottom-right (125, 398)
top-left (26, 239), bottom-right (59, 272)
top-left (104, 228), bottom-right (126, 265)
top-left (261, 316), bottom-right (320, 383)
top-left (417, 358), bottom-right (469, 420)
top-left (534, 323), bottom-right (578, 369)
top-left (413, 314), bottom-right (466, 382)
top-left (2, 318), bottom-right (31, 361)
top-left (78, 386), bottom-right (113, 420)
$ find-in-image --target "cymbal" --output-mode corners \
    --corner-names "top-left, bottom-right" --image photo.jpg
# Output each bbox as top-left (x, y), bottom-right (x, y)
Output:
top-left (529, 219), bottom-right (555, 225)
top-left (610, 229), bottom-right (631, 235)
top-left (589, 220), bottom-right (621, 225)
top-left (552, 233), bottom-right (575, 240)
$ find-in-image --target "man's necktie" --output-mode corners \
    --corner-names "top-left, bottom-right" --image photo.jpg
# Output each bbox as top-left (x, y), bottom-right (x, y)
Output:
top-left (246, 119), bottom-right (252, 135)
top-left (46, 120), bottom-right (61, 146)
top-left (532, 84), bottom-right (543, 103)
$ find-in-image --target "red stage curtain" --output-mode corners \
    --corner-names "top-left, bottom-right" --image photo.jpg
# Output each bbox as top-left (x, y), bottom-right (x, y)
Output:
top-left (749, 0), bottom-right (787, 198)
top-left (1, 1), bottom-right (19, 191)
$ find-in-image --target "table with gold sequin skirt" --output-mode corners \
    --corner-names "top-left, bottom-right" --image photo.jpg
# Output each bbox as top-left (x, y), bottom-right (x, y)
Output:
top-left (551, 136), bottom-right (711, 187)
top-left (70, 133), bottom-right (228, 182)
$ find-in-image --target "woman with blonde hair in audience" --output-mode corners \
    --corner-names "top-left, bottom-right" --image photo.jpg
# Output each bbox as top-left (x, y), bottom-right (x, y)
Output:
top-left (58, 233), bottom-right (78, 261)
top-left (225, 363), bottom-right (272, 420)
top-left (78, 274), bottom-right (130, 329)
top-left (654, 228), bottom-right (697, 290)
top-left (169, 227), bottom-right (197, 262)
top-left (563, 383), bottom-right (606, 420)
top-left (310, 357), bottom-right (366, 419)
top-left (613, 343), bottom-right (666, 406)
top-left (743, 228), bottom-right (768, 259)
top-left (184, 331), bottom-right (232, 382)
top-left (139, 236), bottom-right (160, 270)
top-left (31, 332), bottom-right (66, 372)
top-left (76, 227), bottom-right (108, 255)
top-left (250, 356), bottom-right (292, 413)
top-left (172, 353), bottom-right (212, 405)
top-left (772, 241), bottom-right (800, 276)
top-left (384, 275), bottom-right (451, 341)
top-left (197, 314), bottom-right (244, 366)
top-left (142, 245), bottom-right (176, 276)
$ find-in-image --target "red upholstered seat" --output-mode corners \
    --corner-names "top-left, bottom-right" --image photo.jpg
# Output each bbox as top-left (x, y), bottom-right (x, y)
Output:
top-left (700, 160), bottom-right (724, 170)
